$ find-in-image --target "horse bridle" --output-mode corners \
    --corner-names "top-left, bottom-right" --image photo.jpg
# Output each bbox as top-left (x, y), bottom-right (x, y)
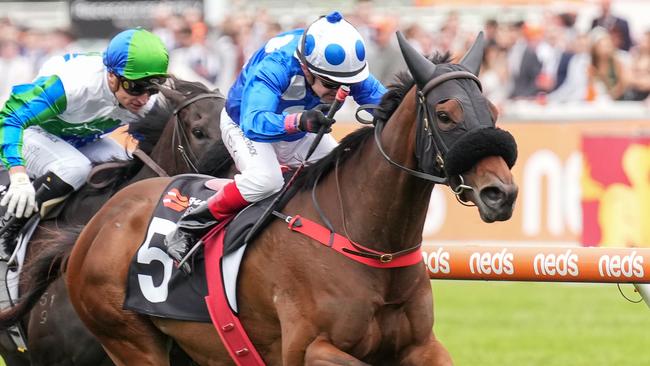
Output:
top-left (370, 70), bottom-right (482, 200)
top-left (171, 91), bottom-right (225, 173)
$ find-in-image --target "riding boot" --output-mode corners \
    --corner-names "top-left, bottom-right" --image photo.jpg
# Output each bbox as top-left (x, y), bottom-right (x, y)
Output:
top-left (0, 171), bottom-right (74, 260)
top-left (164, 181), bottom-right (248, 274)
top-left (0, 215), bottom-right (28, 261)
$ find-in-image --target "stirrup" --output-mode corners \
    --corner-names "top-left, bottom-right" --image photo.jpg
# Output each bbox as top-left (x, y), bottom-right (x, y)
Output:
top-left (176, 240), bottom-right (204, 275)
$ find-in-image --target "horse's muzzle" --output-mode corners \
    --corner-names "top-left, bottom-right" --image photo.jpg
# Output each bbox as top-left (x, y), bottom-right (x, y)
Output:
top-left (478, 182), bottom-right (518, 222)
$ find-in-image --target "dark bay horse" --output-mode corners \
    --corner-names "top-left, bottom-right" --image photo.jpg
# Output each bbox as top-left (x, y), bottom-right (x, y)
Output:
top-left (0, 77), bottom-right (232, 365)
top-left (65, 32), bottom-right (518, 365)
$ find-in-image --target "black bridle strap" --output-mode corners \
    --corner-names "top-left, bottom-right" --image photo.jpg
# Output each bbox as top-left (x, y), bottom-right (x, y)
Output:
top-left (374, 118), bottom-right (448, 184)
top-left (172, 91), bottom-right (225, 115)
top-left (421, 70), bottom-right (482, 95)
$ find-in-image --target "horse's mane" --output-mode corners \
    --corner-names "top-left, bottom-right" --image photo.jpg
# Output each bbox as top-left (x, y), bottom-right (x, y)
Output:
top-left (293, 52), bottom-right (451, 191)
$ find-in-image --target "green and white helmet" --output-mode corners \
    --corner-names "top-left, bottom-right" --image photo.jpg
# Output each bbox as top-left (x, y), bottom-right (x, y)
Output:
top-left (103, 28), bottom-right (169, 81)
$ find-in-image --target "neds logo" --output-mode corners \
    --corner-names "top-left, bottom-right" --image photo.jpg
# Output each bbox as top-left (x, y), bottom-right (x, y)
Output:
top-left (533, 250), bottom-right (579, 277)
top-left (423, 247), bottom-right (450, 274)
top-left (598, 251), bottom-right (644, 278)
top-left (469, 249), bottom-right (514, 275)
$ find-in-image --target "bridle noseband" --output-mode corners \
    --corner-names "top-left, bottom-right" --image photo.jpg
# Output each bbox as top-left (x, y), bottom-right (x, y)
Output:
top-left (371, 70), bottom-right (481, 200)
top-left (171, 91), bottom-right (225, 173)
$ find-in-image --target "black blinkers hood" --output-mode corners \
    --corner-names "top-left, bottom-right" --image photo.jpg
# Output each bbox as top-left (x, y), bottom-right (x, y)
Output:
top-left (444, 127), bottom-right (518, 177)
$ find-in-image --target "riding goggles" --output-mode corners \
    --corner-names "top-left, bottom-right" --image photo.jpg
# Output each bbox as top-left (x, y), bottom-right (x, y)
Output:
top-left (314, 73), bottom-right (348, 90)
top-left (119, 76), bottom-right (165, 96)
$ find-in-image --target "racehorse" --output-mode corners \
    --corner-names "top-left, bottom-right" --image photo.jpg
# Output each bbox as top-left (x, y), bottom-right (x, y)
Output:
top-left (65, 32), bottom-right (517, 365)
top-left (0, 77), bottom-right (232, 365)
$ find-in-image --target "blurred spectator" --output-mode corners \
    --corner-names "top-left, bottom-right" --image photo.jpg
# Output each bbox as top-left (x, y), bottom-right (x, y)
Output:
top-left (484, 19), bottom-right (499, 46)
top-left (209, 16), bottom-right (243, 92)
top-left (44, 28), bottom-right (76, 58)
top-left (510, 23), bottom-right (545, 99)
top-left (404, 23), bottom-right (434, 56)
top-left (152, 4), bottom-right (176, 50)
top-left (0, 40), bottom-right (32, 102)
top-left (627, 30), bottom-right (650, 101)
top-left (588, 27), bottom-right (632, 101)
top-left (168, 24), bottom-right (220, 88)
top-left (348, 0), bottom-right (377, 45)
top-left (547, 33), bottom-right (590, 103)
top-left (367, 16), bottom-right (406, 85)
top-left (590, 0), bottom-right (633, 51)
top-left (481, 43), bottom-right (510, 106)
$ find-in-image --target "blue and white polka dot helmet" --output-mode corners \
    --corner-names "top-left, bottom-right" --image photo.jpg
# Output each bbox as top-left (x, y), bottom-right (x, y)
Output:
top-left (298, 11), bottom-right (369, 84)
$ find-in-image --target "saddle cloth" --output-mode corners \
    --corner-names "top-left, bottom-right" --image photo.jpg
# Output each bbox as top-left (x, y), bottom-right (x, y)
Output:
top-left (124, 174), bottom-right (274, 321)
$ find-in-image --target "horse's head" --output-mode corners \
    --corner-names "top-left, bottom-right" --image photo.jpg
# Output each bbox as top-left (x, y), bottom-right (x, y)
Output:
top-left (397, 32), bottom-right (518, 222)
top-left (133, 78), bottom-right (230, 177)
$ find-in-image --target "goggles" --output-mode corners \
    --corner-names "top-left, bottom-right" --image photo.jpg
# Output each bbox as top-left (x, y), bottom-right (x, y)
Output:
top-left (118, 76), bottom-right (165, 96)
top-left (313, 73), bottom-right (347, 90)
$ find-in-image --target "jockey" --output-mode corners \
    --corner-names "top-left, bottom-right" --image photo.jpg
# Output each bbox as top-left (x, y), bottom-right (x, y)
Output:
top-left (0, 28), bottom-right (169, 257)
top-left (164, 11), bottom-right (387, 272)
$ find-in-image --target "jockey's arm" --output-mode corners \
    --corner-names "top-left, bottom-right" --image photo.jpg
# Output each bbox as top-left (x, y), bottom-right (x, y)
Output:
top-left (0, 75), bottom-right (67, 170)
top-left (238, 56), bottom-right (300, 143)
top-left (350, 73), bottom-right (387, 106)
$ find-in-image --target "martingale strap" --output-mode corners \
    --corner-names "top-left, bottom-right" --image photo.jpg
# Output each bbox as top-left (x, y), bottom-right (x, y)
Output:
top-left (275, 213), bottom-right (423, 268)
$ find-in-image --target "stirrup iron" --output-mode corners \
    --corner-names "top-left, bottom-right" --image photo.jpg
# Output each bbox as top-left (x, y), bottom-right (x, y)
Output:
top-left (176, 239), bottom-right (204, 275)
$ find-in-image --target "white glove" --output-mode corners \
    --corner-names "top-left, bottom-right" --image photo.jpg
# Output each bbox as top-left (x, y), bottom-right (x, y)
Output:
top-left (0, 172), bottom-right (37, 218)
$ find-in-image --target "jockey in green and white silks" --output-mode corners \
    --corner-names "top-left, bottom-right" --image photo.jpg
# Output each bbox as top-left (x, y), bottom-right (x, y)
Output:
top-left (164, 11), bottom-right (387, 273)
top-left (0, 28), bottom-right (169, 256)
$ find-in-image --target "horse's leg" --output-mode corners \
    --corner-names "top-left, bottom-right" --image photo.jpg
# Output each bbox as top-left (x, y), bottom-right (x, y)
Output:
top-left (399, 279), bottom-right (453, 366)
top-left (67, 180), bottom-right (173, 366)
top-left (304, 336), bottom-right (370, 366)
top-left (151, 318), bottom-right (232, 365)
top-left (89, 315), bottom-right (170, 366)
top-left (399, 335), bottom-right (453, 366)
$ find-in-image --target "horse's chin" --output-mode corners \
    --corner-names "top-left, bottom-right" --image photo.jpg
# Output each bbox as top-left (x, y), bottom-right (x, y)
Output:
top-left (477, 204), bottom-right (515, 223)
top-left (467, 184), bottom-right (518, 223)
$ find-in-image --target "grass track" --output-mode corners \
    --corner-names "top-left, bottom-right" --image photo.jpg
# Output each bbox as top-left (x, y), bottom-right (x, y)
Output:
top-left (432, 281), bottom-right (650, 366)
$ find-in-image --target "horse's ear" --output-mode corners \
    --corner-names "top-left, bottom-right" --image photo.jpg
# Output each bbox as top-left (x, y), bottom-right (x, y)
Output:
top-left (459, 31), bottom-right (486, 76)
top-left (158, 84), bottom-right (185, 106)
top-left (396, 31), bottom-right (436, 89)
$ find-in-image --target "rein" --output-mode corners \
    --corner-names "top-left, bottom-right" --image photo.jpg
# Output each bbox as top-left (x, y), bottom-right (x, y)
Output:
top-left (172, 92), bottom-right (225, 173)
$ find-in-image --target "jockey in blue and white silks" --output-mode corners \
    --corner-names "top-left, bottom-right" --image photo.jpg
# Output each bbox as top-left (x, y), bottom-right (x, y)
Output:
top-left (0, 28), bottom-right (169, 255)
top-left (164, 11), bottom-right (387, 273)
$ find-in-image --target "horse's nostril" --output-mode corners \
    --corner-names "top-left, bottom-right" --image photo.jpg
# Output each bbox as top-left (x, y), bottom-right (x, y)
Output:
top-left (480, 186), bottom-right (505, 207)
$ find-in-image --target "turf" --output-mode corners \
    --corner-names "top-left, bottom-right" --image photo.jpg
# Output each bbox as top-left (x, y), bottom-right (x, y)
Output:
top-left (432, 281), bottom-right (650, 366)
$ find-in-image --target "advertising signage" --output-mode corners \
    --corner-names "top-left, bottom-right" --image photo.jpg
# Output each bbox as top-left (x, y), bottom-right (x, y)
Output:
top-left (69, 0), bottom-right (203, 38)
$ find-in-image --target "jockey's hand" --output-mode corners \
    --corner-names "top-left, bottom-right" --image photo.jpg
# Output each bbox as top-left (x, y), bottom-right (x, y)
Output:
top-left (0, 171), bottom-right (37, 218)
top-left (298, 107), bottom-right (334, 134)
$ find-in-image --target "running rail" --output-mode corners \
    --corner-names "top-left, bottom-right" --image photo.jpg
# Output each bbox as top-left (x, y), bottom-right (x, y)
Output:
top-left (422, 245), bottom-right (650, 308)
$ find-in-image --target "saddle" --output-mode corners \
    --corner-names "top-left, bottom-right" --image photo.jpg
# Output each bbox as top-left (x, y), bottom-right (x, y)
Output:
top-left (124, 174), bottom-right (278, 321)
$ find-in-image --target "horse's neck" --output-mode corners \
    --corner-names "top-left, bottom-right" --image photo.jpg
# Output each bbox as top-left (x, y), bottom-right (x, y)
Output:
top-left (327, 88), bottom-right (433, 252)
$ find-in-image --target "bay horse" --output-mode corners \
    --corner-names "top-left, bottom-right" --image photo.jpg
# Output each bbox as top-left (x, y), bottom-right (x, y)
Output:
top-left (0, 77), bottom-right (233, 366)
top-left (66, 32), bottom-right (518, 365)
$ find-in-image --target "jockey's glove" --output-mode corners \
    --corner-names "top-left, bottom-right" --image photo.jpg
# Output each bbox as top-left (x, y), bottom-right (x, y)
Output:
top-left (0, 171), bottom-right (37, 219)
top-left (298, 108), bottom-right (334, 134)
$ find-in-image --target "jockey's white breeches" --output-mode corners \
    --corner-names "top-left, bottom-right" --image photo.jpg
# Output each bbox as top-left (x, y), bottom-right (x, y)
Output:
top-left (220, 109), bottom-right (337, 203)
top-left (22, 126), bottom-right (130, 189)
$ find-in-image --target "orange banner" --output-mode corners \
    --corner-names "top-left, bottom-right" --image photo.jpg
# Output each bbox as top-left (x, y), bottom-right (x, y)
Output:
top-left (421, 244), bottom-right (650, 283)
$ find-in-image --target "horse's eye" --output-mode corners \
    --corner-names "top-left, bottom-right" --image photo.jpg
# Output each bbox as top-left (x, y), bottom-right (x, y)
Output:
top-left (437, 111), bottom-right (451, 123)
top-left (192, 128), bottom-right (205, 139)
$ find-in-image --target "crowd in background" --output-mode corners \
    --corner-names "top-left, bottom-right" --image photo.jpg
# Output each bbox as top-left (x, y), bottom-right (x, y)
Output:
top-left (1, 0), bottom-right (650, 109)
